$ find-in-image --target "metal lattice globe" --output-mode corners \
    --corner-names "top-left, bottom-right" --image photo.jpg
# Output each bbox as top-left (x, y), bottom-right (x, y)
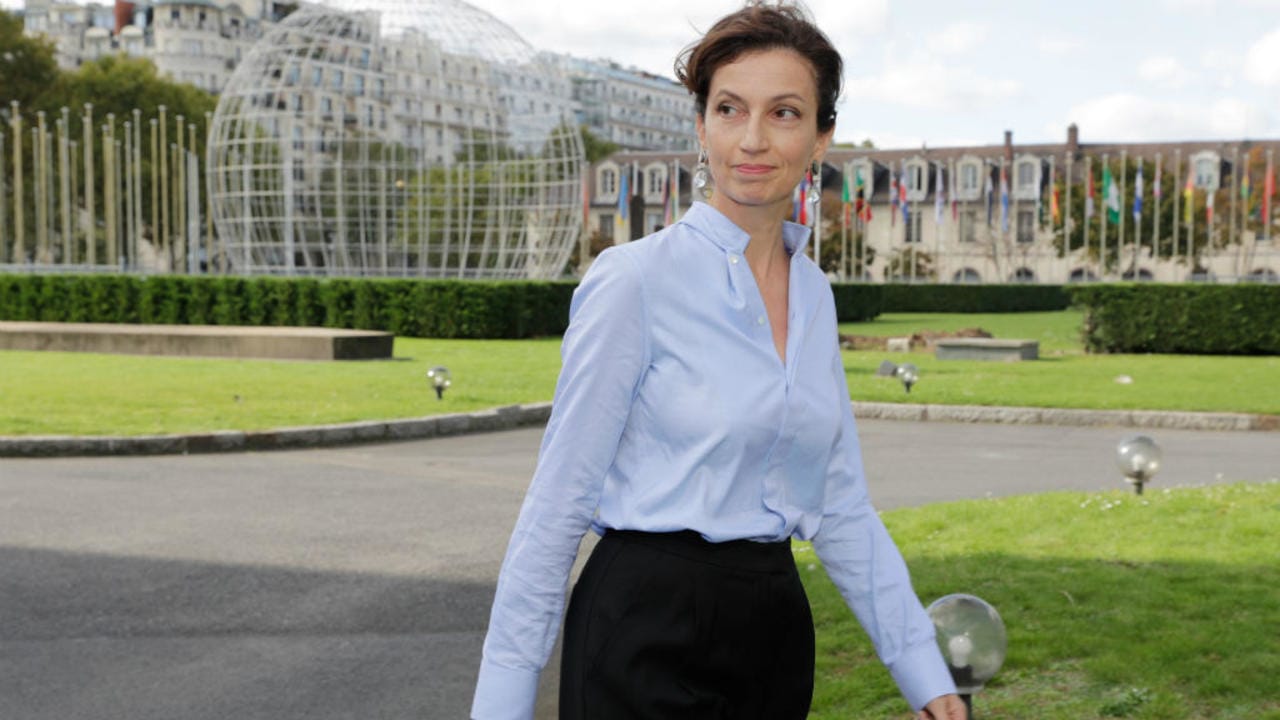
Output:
top-left (207, 0), bottom-right (584, 278)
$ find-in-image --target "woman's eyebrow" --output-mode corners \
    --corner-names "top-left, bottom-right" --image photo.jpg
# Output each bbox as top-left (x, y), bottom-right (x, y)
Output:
top-left (711, 89), bottom-right (809, 105)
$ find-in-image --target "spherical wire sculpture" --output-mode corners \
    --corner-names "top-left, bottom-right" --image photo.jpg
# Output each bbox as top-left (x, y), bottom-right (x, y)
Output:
top-left (206, 0), bottom-right (584, 278)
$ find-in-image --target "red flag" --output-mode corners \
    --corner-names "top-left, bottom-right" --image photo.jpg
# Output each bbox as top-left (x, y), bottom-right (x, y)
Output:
top-left (890, 173), bottom-right (899, 227)
top-left (1265, 158), bottom-right (1275, 229)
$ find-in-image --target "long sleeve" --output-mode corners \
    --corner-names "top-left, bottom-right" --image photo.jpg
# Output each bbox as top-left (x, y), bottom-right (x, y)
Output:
top-left (810, 348), bottom-right (956, 711)
top-left (471, 248), bottom-right (650, 720)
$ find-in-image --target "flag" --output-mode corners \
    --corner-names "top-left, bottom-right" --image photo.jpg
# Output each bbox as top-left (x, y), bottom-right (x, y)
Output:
top-left (841, 171), bottom-right (852, 226)
top-left (984, 168), bottom-right (993, 227)
top-left (858, 167), bottom-right (873, 222)
top-left (934, 163), bottom-right (944, 224)
top-left (1086, 169), bottom-right (1095, 219)
top-left (1050, 161), bottom-right (1060, 225)
top-left (999, 165), bottom-right (1009, 233)
top-left (1103, 165), bottom-right (1120, 224)
top-left (890, 172), bottom-right (899, 227)
top-left (1264, 157), bottom-right (1275, 228)
top-left (853, 167), bottom-right (865, 222)
top-left (662, 169), bottom-right (674, 226)
top-left (899, 169), bottom-right (909, 225)
top-left (1133, 163), bottom-right (1144, 220)
top-left (1183, 167), bottom-right (1194, 226)
top-left (616, 169), bottom-right (629, 228)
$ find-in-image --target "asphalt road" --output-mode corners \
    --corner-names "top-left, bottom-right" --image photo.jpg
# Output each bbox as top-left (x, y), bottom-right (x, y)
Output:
top-left (1, 420), bottom-right (1276, 720)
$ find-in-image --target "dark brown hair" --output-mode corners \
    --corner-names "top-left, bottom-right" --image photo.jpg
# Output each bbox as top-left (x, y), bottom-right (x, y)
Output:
top-left (675, 2), bottom-right (843, 133)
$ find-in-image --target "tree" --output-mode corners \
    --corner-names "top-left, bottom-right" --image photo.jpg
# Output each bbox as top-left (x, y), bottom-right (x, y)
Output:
top-left (579, 126), bottom-right (619, 164)
top-left (0, 10), bottom-right (58, 110)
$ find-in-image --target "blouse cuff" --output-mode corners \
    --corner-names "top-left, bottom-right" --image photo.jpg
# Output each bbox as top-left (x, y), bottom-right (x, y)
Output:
top-left (471, 659), bottom-right (539, 720)
top-left (886, 639), bottom-right (959, 711)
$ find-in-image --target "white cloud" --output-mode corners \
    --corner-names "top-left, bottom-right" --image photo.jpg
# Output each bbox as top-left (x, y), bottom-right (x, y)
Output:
top-left (849, 61), bottom-right (1020, 112)
top-left (1037, 34), bottom-right (1083, 56)
top-left (929, 21), bottom-right (988, 55)
top-left (1052, 92), bottom-right (1274, 142)
top-left (1244, 26), bottom-right (1280, 86)
top-left (1137, 56), bottom-right (1189, 88)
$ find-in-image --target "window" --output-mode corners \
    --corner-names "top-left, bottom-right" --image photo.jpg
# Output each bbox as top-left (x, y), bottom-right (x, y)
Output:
top-left (1016, 209), bottom-right (1035, 243)
top-left (598, 213), bottom-right (614, 241)
top-left (957, 160), bottom-right (982, 200)
top-left (353, 74), bottom-right (364, 96)
top-left (332, 70), bottom-right (343, 91)
top-left (647, 211), bottom-right (663, 234)
top-left (645, 165), bottom-right (667, 202)
top-left (597, 165), bottom-right (619, 199)
top-left (961, 210), bottom-right (977, 243)
top-left (1011, 267), bottom-right (1036, 282)
top-left (905, 212), bottom-right (922, 244)
top-left (1014, 158), bottom-right (1040, 200)
top-left (906, 162), bottom-right (926, 196)
top-left (953, 268), bottom-right (981, 283)
top-left (1194, 156), bottom-right (1218, 190)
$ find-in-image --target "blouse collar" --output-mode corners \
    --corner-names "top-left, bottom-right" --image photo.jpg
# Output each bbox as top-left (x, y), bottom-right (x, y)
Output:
top-left (681, 201), bottom-right (813, 257)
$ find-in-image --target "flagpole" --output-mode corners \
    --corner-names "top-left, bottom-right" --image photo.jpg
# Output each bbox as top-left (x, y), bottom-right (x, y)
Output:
top-left (1131, 156), bottom-right (1141, 276)
top-left (1230, 145), bottom-right (1239, 254)
top-left (1118, 150), bottom-right (1127, 277)
top-left (1063, 152), bottom-right (1072, 282)
top-left (1174, 149), bottom-right (1183, 266)
top-left (1154, 153), bottom-right (1162, 273)
top-left (1267, 149), bottom-right (1274, 245)
top-left (1099, 153), bottom-right (1107, 280)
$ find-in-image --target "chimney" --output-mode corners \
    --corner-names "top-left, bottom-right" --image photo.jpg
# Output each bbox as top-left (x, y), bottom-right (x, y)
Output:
top-left (1067, 124), bottom-right (1079, 157)
top-left (1004, 130), bottom-right (1013, 166)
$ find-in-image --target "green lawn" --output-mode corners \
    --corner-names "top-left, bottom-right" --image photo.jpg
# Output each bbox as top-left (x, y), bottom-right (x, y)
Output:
top-left (800, 481), bottom-right (1280, 720)
top-left (1, 311), bottom-right (1276, 435)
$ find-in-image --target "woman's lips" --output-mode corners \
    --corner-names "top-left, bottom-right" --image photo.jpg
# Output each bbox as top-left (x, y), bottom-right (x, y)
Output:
top-left (734, 164), bottom-right (775, 175)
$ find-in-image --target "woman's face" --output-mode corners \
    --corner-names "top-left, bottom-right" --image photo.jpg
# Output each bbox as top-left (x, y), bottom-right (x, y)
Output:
top-left (696, 47), bottom-right (833, 222)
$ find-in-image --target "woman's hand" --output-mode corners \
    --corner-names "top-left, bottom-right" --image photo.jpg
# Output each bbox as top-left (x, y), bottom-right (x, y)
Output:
top-left (917, 693), bottom-right (968, 720)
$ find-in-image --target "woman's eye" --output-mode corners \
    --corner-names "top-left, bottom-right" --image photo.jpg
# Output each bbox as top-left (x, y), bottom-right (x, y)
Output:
top-left (776, 108), bottom-right (800, 119)
top-left (717, 104), bottom-right (739, 117)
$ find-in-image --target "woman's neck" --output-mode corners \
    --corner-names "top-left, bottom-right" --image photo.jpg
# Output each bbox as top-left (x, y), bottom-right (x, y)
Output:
top-left (710, 197), bottom-right (792, 272)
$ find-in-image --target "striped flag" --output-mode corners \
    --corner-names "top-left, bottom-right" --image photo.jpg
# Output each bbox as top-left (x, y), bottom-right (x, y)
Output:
top-left (1133, 164), bottom-right (1144, 220)
top-left (999, 164), bottom-right (1009, 233)
top-left (842, 171), bottom-right (852, 226)
top-left (1086, 169), bottom-right (1095, 219)
top-left (616, 169), bottom-right (629, 229)
top-left (984, 167), bottom-right (993, 227)
top-left (1265, 156), bottom-right (1275, 229)
top-left (934, 163), bottom-right (945, 224)
top-left (890, 171), bottom-right (899, 227)
top-left (1183, 167), bottom-right (1195, 225)
top-left (1050, 160), bottom-right (1060, 225)
top-left (1103, 165), bottom-right (1120, 224)
top-left (899, 167), bottom-right (909, 225)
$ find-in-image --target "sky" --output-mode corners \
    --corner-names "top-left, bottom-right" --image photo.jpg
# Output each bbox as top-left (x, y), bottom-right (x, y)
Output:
top-left (463, 0), bottom-right (1280, 149)
top-left (7, 0), bottom-right (1280, 149)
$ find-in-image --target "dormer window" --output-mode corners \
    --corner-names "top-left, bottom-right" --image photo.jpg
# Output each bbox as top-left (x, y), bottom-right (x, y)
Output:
top-left (1013, 155), bottom-right (1040, 200)
top-left (596, 163), bottom-right (620, 202)
top-left (644, 163), bottom-right (668, 203)
top-left (1191, 152), bottom-right (1220, 190)
top-left (955, 156), bottom-right (983, 201)
top-left (904, 158), bottom-right (928, 201)
top-left (847, 160), bottom-right (874, 202)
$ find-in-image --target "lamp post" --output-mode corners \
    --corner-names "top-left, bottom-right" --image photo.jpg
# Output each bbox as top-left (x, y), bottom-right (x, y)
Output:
top-left (1116, 435), bottom-right (1162, 495)
top-left (927, 593), bottom-right (1007, 719)
top-left (426, 366), bottom-right (452, 400)
top-left (896, 362), bottom-right (919, 393)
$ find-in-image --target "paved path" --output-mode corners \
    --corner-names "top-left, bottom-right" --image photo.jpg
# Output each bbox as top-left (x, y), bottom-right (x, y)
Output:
top-left (1, 421), bottom-right (1276, 720)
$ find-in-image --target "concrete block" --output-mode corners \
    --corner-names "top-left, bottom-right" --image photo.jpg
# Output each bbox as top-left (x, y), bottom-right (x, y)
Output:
top-left (936, 338), bottom-right (1039, 361)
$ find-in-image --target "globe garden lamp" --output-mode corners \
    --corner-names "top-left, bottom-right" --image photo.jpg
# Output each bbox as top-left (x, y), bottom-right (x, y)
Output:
top-left (895, 362), bottom-right (919, 394)
top-left (426, 366), bottom-right (452, 400)
top-left (1116, 435), bottom-right (1162, 495)
top-left (927, 593), bottom-right (1007, 718)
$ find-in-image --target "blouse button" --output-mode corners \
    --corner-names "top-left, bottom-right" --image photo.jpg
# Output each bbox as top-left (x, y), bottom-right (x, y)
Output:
top-left (757, 315), bottom-right (766, 325)
top-left (729, 255), bottom-right (739, 264)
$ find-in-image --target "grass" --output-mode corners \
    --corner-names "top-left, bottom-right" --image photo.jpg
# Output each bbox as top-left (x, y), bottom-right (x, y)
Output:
top-left (1, 311), bottom-right (1276, 435)
top-left (797, 481), bottom-right (1280, 720)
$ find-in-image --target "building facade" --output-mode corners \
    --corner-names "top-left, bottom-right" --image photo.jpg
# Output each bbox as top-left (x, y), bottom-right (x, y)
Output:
top-left (548, 54), bottom-right (696, 153)
top-left (588, 126), bottom-right (1280, 284)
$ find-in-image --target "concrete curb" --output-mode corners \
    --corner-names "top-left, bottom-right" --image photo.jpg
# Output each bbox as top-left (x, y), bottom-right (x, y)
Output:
top-left (1, 401), bottom-right (1274, 458)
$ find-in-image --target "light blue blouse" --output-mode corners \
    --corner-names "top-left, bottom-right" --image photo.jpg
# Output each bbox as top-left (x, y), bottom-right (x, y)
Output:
top-left (471, 201), bottom-right (955, 719)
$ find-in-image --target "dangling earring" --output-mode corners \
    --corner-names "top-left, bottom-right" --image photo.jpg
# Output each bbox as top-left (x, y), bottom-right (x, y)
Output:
top-left (693, 149), bottom-right (713, 199)
top-left (806, 161), bottom-right (822, 205)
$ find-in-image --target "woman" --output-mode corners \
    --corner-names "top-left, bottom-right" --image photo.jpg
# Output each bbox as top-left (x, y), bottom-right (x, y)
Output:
top-left (472, 3), bottom-right (966, 719)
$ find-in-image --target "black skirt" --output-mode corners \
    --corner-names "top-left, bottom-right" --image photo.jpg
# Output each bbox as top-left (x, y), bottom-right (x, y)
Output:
top-left (559, 529), bottom-right (815, 720)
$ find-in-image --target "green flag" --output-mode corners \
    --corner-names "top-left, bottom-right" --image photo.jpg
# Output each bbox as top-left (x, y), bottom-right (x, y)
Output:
top-left (1103, 165), bottom-right (1121, 224)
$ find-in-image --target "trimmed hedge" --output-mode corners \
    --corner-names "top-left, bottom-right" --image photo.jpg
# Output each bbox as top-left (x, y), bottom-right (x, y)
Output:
top-left (0, 274), bottom-right (577, 339)
top-left (1067, 283), bottom-right (1280, 355)
top-left (830, 283), bottom-right (883, 322)
top-left (877, 283), bottom-right (1071, 313)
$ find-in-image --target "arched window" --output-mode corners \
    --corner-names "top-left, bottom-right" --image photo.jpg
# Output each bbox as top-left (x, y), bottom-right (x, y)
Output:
top-left (1245, 267), bottom-right (1278, 283)
top-left (1011, 267), bottom-right (1036, 282)
top-left (596, 163), bottom-right (619, 202)
top-left (1120, 268), bottom-right (1155, 281)
top-left (1013, 155), bottom-right (1041, 200)
top-left (1069, 268), bottom-right (1098, 283)
top-left (644, 163), bottom-right (668, 203)
top-left (952, 268), bottom-right (982, 283)
top-left (955, 156), bottom-right (983, 201)
top-left (904, 157), bottom-right (928, 201)
top-left (1190, 151), bottom-right (1220, 190)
